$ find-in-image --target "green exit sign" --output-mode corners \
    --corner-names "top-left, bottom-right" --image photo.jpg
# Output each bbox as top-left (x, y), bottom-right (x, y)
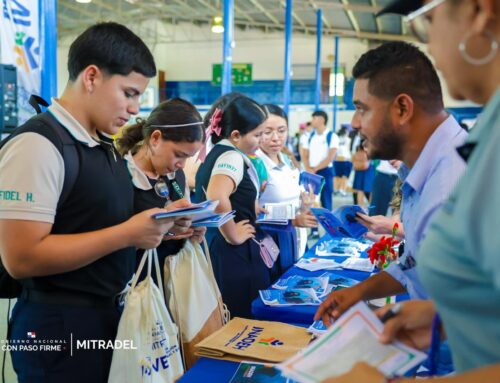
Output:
top-left (212, 63), bottom-right (253, 85)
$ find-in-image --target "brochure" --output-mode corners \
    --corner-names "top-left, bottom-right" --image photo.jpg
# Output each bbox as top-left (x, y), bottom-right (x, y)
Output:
top-left (340, 257), bottom-right (375, 273)
top-left (278, 302), bottom-right (427, 382)
top-left (152, 200), bottom-right (218, 220)
top-left (327, 273), bottom-right (360, 288)
top-left (295, 258), bottom-right (343, 272)
top-left (259, 288), bottom-right (321, 306)
top-left (299, 172), bottom-right (325, 195)
top-left (272, 274), bottom-right (330, 297)
top-left (306, 320), bottom-right (329, 336)
top-left (315, 239), bottom-right (360, 257)
top-left (230, 361), bottom-right (296, 383)
top-left (257, 203), bottom-right (295, 225)
top-left (191, 210), bottom-right (235, 227)
top-left (310, 205), bottom-right (368, 239)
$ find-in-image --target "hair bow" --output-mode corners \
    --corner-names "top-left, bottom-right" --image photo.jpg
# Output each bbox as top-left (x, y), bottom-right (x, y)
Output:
top-left (198, 108), bottom-right (223, 161)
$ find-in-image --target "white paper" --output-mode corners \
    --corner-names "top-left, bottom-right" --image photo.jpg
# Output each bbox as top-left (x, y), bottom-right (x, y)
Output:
top-left (295, 258), bottom-right (343, 272)
top-left (340, 257), bottom-right (375, 272)
top-left (278, 302), bottom-right (427, 383)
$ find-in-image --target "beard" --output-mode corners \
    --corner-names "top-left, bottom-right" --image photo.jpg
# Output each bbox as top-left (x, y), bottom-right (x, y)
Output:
top-left (362, 115), bottom-right (402, 160)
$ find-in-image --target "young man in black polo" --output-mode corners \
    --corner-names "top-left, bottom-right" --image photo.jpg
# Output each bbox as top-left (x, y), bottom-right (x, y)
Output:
top-left (0, 22), bottom-right (190, 382)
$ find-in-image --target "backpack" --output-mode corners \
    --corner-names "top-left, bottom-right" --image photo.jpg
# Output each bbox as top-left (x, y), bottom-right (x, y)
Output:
top-left (308, 130), bottom-right (334, 149)
top-left (0, 96), bottom-right (80, 298)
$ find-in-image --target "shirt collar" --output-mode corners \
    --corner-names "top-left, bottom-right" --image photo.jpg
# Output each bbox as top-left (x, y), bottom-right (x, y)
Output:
top-left (403, 115), bottom-right (466, 194)
top-left (48, 98), bottom-right (101, 148)
top-left (124, 151), bottom-right (176, 191)
top-left (255, 148), bottom-right (285, 170)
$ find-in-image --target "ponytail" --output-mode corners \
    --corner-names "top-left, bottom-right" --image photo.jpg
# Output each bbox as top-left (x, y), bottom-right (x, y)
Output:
top-left (115, 118), bottom-right (146, 156)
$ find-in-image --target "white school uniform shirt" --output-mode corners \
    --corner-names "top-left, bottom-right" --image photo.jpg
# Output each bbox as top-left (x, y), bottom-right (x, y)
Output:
top-left (256, 149), bottom-right (301, 209)
top-left (303, 130), bottom-right (339, 168)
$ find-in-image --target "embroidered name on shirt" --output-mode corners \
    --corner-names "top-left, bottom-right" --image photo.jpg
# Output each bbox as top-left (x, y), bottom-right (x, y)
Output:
top-left (217, 163), bottom-right (237, 172)
top-left (0, 190), bottom-right (34, 202)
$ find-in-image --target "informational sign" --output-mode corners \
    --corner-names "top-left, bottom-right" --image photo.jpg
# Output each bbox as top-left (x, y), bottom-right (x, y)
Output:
top-left (0, 0), bottom-right (41, 124)
top-left (212, 63), bottom-right (253, 85)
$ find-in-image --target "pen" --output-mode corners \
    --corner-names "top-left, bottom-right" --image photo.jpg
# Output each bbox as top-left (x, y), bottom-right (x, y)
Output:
top-left (380, 303), bottom-right (402, 323)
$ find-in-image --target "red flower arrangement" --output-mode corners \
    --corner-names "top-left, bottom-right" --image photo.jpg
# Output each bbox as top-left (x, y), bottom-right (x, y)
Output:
top-left (368, 223), bottom-right (400, 269)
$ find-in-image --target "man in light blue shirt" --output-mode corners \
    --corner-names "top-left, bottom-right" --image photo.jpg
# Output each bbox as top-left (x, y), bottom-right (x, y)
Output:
top-left (316, 41), bottom-right (467, 322)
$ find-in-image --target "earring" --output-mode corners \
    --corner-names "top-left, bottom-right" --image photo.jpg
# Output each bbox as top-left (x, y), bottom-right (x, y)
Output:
top-left (459, 31), bottom-right (498, 66)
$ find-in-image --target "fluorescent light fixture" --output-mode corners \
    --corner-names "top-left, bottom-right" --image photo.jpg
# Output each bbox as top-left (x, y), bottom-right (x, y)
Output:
top-left (211, 15), bottom-right (224, 34)
top-left (329, 72), bottom-right (345, 97)
top-left (75, 0), bottom-right (92, 3)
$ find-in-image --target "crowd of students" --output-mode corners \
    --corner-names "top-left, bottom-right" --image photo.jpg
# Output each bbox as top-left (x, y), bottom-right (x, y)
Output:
top-left (1, 0), bottom-right (500, 380)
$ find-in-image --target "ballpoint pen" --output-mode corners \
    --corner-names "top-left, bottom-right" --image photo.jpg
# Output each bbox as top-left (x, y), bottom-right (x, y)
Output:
top-left (380, 303), bottom-right (402, 323)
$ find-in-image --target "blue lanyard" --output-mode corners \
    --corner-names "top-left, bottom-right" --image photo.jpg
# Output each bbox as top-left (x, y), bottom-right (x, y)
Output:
top-left (427, 313), bottom-right (442, 376)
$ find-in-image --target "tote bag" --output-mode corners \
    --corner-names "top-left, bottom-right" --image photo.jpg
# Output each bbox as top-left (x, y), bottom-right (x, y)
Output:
top-left (108, 248), bottom-right (184, 383)
top-left (164, 238), bottom-right (229, 368)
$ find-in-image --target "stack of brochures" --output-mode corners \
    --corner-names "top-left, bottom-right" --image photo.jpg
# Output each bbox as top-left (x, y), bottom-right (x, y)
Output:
top-left (229, 361), bottom-right (297, 383)
top-left (259, 288), bottom-right (322, 306)
top-left (278, 302), bottom-right (427, 382)
top-left (256, 203), bottom-right (295, 225)
top-left (152, 200), bottom-right (235, 228)
top-left (272, 274), bottom-right (330, 297)
top-left (315, 237), bottom-right (370, 257)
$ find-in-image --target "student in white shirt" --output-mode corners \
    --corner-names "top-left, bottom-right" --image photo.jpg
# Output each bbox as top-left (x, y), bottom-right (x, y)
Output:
top-left (256, 104), bottom-right (317, 259)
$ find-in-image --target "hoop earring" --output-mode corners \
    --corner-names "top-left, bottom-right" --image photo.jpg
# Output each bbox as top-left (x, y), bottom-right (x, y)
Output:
top-left (459, 31), bottom-right (498, 66)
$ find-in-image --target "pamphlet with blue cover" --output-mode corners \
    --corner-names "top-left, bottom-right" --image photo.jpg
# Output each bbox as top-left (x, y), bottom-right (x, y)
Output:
top-left (299, 172), bottom-right (325, 195)
top-left (310, 205), bottom-right (368, 239)
top-left (152, 200), bottom-right (217, 219)
top-left (259, 288), bottom-right (321, 306)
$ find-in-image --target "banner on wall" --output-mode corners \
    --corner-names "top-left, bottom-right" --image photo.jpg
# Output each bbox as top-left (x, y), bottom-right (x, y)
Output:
top-left (0, 0), bottom-right (41, 124)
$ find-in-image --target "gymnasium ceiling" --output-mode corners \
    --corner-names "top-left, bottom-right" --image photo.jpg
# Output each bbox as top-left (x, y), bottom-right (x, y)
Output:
top-left (57, 0), bottom-right (413, 43)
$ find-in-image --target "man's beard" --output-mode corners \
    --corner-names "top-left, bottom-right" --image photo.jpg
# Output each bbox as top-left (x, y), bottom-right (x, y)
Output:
top-left (364, 116), bottom-right (402, 160)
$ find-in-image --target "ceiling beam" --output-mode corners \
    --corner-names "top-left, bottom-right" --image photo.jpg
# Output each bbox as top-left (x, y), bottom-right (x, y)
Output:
top-left (247, 0), bottom-right (280, 25)
top-left (370, 0), bottom-right (381, 34)
top-left (339, 0), bottom-right (360, 34)
top-left (307, 0), bottom-right (331, 29)
top-left (280, 1), bottom-right (307, 29)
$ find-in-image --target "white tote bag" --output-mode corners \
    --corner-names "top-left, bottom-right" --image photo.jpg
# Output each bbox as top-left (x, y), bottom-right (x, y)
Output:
top-left (164, 239), bottom-right (229, 368)
top-left (108, 248), bottom-right (184, 383)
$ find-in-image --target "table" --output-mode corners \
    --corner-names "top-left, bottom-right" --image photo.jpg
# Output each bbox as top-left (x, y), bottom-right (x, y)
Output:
top-left (251, 234), bottom-right (374, 325)
top-left (181, 234), bottom-right (408, 382)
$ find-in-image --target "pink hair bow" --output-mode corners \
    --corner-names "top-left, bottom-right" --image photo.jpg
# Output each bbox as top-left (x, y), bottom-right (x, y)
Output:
top-left (198, 108), bottom-right (223, 161)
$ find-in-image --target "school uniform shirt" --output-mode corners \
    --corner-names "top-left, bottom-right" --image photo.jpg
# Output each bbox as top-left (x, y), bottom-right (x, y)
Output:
top-left (303, 130), bottom-right (339, 168)
top-left (195, 140), bottom-right (270, 318)
top-left (255, 149), bottom-right (301, 209)
top-left (336, 135), bottom-right (351, 160)
top-left (0, 98), bottom-right (135, 297)
top-left (384, 115), bottom-right (467, 300)
top-left (418, 87), bottom-right (500, 373)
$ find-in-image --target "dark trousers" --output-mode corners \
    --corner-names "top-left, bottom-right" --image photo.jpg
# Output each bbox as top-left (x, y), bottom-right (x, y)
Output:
top-left (10, 298), bottom-right (121, 383)
top-left (317, 167), bottom-right (334, 211)
top-left (369, 172), bottom-right (398, 216)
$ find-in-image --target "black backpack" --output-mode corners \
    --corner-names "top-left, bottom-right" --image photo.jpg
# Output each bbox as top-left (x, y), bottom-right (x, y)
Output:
top-left (0, 96), bottom-right (80, 298)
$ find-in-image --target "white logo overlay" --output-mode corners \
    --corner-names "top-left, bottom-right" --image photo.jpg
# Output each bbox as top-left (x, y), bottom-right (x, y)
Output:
top-left (2, 333), bottom-right (137, 356)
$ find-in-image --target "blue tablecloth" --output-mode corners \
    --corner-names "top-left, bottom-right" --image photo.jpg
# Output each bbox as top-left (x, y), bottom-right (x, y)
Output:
top-left (251, 235), bottom-right (374, 325)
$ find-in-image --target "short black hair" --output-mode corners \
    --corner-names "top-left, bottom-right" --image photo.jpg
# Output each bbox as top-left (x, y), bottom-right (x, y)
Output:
top-left (352, 41), bottom-right (443, 114)
top-left (68, 22), bottom-right (156, 81)
top-left (212, 96), bottom-right (268, 144)
top-left (312, 110), bottom-right (328, 125)
top-left (262, 104), bottom-right (288, 124)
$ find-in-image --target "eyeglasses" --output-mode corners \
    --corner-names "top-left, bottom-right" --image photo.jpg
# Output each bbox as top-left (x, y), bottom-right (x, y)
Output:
top-left (262, 128), bottom-right (288, 139)
top-left (405, 0), bottom-right (446, 43)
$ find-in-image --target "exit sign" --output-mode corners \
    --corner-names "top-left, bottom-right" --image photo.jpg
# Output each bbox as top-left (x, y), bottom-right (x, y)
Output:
top-left (212, 63), bottom-right (253, 85)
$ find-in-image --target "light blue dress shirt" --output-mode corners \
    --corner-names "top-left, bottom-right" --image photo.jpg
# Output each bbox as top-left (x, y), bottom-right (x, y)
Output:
top-left (385, 116), bottom-right (467, 299)
top-left (418, 87), bottom-right (500, 372)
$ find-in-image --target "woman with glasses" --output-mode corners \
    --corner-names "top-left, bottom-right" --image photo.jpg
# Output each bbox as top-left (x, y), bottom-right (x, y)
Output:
top-left (195, 95), bottom-right (270, 318)
top-left (324, 0), bottom-right (500, 381)
top-left (256, 104), bottom-right (317, 266)
top-left (116, 98), bottom-right (206, 274)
